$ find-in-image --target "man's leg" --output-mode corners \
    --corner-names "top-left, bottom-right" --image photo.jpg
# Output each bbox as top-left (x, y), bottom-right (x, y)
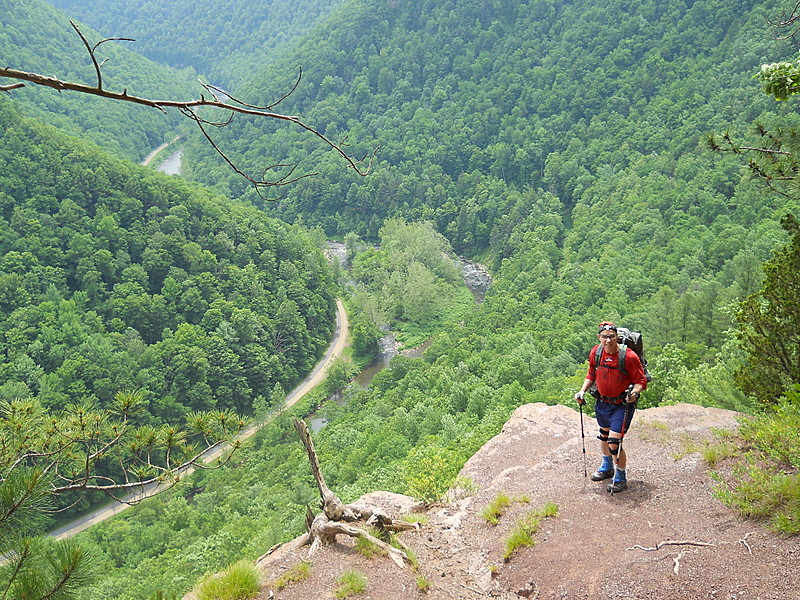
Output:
top-left (591, 408), bottom-right (614, 480)
top-left (607, 433), bottom-right (626, 469)
top-left (606, 404), bottom-right (635, 492)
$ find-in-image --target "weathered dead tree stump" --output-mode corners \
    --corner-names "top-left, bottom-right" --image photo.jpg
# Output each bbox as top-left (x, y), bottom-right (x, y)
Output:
top-left (293, 418), bottom-right (417, 567)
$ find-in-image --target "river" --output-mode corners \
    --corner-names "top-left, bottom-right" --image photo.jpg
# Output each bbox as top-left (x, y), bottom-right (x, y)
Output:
top-left (158, 149), bottom-right (183, 175)
top-left (309, 242), bottom-right (491, 431)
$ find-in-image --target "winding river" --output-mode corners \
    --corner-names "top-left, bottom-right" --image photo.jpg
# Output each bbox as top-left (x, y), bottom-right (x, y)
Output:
top-left (309, 242), bottom-right (492, 431)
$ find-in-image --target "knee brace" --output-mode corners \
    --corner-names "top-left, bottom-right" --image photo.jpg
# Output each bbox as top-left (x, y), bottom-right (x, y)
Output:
top-left (607, 437), bottom-right (621, 456)
top-left (597, 428), bottom-right (609, 442)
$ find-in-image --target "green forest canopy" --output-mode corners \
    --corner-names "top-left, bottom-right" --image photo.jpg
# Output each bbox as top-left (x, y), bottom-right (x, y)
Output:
top-left (47, 0), bottom-right (347, 90)
top-left (0, 99), bottom-right (336, 426)
top-left (2, 0), bottom-right (800, 598)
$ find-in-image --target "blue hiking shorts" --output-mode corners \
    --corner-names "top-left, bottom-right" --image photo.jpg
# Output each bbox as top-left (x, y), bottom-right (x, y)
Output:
top-left (595, 401), bottom-right (636, 435)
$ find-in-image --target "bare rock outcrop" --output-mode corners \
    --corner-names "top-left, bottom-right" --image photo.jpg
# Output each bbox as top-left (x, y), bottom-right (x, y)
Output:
top-left (250, 403), bottom-right (799, 600)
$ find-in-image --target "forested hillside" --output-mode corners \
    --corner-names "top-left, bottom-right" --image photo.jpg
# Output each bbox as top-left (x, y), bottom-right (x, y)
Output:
top-left (3, 0), bottom-right (800, 599)
top-left (181, 0), bottom-right (792, 239)
top-left (179, 0), bottom-right (798, 384)
top-left (0, 97), bottom-right (336, 457)
top-left (0, 0), bottom-right (201, 160)
top-left (48, 0), bottom-right (346, 90)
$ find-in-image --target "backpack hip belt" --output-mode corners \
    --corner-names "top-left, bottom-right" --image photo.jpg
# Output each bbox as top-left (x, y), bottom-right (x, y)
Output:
top-left (599, 393), bottom-right (627, 404)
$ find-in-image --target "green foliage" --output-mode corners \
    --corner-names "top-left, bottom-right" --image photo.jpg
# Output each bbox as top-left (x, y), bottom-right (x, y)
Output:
top-left (480, 493), bottom-right (511, 525)
top-left (0, 536), bottom-right (98, 600)
top-left (479, 492), bottom-right (530, 526)
top-left (0, 94), bottom-right (336, 598)
top-left (354, 527), bottom-right (385, 558)
top-left (348, 313), bottom-right (382, 365)
top-left (757, 58), bottom-right (800, 101)
top-left (193, 560), bottom-right (260, 600)
top-left (659, 339), bottom-right (754, 412)
top-left (334, 569), bottom-right (367, 600)
top-left (0, 101), bottom-right (336, 424)
top-left (326, 357), bottom-right (357, 395)
top-left (48, 0), bottom-right (344, 90)
top-left (402, 445), bottom-right (461, 503)
top-left (739, 387), bottom-right (800, 470)
top-left (735, 215), bottom-right (800, 404)
top-left (502, 502), bottom-right (558, 561)
top-left (9, 0), bottom-right (800, 596)
top-left (715, 465), bottom-right (800, 536)
top-left (399, 513), bottom-right (429, 525)
top-left (714, 389), bottom-right (800, 535)
top-left (701, 440), bottom-right (739, 467)
top-left (0, 390), bottom-right (245, 598)
top-left (349, 218), bottom-right (471, 346)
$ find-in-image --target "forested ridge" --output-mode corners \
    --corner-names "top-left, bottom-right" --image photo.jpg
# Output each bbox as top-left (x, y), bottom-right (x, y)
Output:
top-left (182, 0), bottom-right (796, 241)
top-left (0, 96), bottom-right (338, 408)
top-left (1, 0), bottom-right (800, 598)
top-left (0, 0), bottom-right (202, 160)
top-left (0, 98), bottom-right (337, 519)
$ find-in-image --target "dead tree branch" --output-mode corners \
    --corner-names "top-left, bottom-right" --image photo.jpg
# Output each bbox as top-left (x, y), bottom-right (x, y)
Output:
top-left (0, 21), bottom-right (375, 197)
top-left (706, 132), bottom-right (800, 199)
top-left (293, 418), bottom-right (415, 568)
top-left (768, 1), bottom-right (800, 41)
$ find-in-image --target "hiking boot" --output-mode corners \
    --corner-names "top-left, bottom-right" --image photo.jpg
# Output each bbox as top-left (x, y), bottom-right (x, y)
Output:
top-left (606, 479), bottom-right (628, 493)
top-left (590, 469), bottom-right (613, 481)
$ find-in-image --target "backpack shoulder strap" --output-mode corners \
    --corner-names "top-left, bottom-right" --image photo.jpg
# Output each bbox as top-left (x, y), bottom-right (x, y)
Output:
top-left (594, 344), bottom-right (603, 368)
top-left (618, 344), bottom-right (628, 376)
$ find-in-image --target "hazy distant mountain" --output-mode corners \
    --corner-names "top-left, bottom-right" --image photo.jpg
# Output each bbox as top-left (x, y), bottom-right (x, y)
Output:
top-left (47, 0), bottom-right (346, 90)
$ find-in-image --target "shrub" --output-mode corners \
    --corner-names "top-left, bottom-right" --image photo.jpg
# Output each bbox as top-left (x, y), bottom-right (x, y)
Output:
top-left (334, 569), bottom-right (367, 599)
top-left (715, 464), bottom-right (800, 535)
top-left (403, 446), bottom-right (461, 502)
top-left (713, 391), bottom-right (800, 535)
top-left (194, 560), bottom-right (260, 600)
top-left (502, 502), bottom-right (558, 561)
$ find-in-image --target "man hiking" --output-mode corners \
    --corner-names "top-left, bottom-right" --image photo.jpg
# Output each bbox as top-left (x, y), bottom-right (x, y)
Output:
top-left (574, 322), bottom-right (648, 492)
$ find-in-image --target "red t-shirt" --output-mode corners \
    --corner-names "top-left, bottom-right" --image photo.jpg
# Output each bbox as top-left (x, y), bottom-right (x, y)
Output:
top-left (586, 345), bottom-right (648, 398)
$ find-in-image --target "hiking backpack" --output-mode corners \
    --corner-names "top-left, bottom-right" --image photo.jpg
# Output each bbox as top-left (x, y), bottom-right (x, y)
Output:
top-left (588, 327), bottom-right (652, 399)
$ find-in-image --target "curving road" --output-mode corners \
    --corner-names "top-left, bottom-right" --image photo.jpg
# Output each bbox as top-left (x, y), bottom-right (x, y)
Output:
top-left (49, 298), bottom-right (349, 541)
top-left (140, 135), bottom-right (182, 167)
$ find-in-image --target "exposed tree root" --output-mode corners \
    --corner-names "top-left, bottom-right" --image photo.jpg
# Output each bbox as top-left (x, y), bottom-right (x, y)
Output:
top-left (293, 418), bottom-right (417, 568)
top-left (626, 539), bottom-right (715, 552)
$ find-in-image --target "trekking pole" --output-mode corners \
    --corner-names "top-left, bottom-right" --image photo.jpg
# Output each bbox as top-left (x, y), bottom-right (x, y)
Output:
top-left (579, 403), bottom-right (588, 478)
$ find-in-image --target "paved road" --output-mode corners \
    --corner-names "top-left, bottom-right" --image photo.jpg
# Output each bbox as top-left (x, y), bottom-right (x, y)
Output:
top-left (50, 298), bottom-right (349, 540)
